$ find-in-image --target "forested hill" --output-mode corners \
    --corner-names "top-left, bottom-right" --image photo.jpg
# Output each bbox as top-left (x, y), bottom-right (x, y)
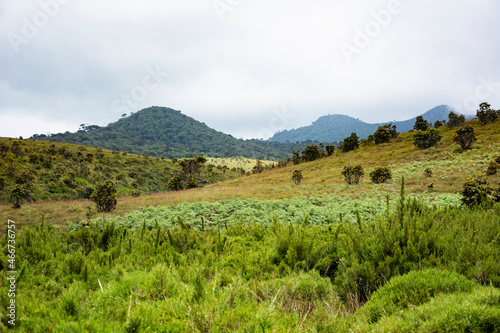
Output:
top-left (32, 107), bottom-right (307, 160)
top-left (269, 105), bottom-right (455, 143)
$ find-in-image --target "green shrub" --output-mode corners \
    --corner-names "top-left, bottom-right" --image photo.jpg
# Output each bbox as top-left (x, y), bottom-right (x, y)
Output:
top-left (453, 125), bottom-right (477, 150)
top-left (373, 126), bottom-right (391, 144)
top-left (339, 133), bottom-right (360, 152)
top-left (447, 111), bottom-right (465, 128)
top-left (292, 170), bottom-right (303, 185)
top-left (373, 286), bottom-right (500, 332)
top-left (486, 156), bottom-right (500, 176)
top-left (476, 102), bottom-right (499, 125)
top-left (90, 181), bottom-right (117, 212)
top-left (413, 115), bottom-right (430, 131)
top-left (341, 165), bottom-right (364, 185)
top-left (360, 269), bottom-right (476, 323)
top-left (413, 128), bottom-right (443, 149)
top-left (370, 167), bottom-right (392, 184)
top-left (460, 175), bottom-right (498, 207)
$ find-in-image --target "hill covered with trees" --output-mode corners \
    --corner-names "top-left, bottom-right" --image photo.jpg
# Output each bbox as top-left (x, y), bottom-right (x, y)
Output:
top-left (269, 105), bottom-right (458, 143)
top-left (32, 107), bottom-right (309, 160)
top-left (0, 137), bottom-right (244, 205)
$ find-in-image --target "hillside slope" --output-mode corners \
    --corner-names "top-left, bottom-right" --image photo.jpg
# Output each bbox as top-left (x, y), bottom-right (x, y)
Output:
top-left (0, 138), bottom-right (243, 203)
top-left (269, 105), bottom-right (455, 143)
top-left (32, 106), bottom-right (308, 160)
top-left (3, 118), bottom-right (499, 228)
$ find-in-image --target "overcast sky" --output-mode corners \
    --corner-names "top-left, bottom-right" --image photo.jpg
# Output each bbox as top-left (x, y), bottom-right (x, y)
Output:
top-left (1, 0), bottom-right (499, 139)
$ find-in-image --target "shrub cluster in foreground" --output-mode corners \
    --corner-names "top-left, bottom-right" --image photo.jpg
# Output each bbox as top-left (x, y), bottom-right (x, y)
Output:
top-left (1, 192), bottom-right (499, 331)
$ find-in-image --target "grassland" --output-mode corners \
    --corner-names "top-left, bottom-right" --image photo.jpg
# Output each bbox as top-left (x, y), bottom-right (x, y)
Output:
top-left (206, 157), bottom-right (275, 172)
top-left (1, 119), bottom-right (498, 230)
top-left (1, 118), bottom-right (500, 331)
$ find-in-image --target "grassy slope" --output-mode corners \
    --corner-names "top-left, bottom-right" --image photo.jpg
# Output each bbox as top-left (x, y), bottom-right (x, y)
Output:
top-left (1, 119), bottom-right (499, 229)
top-left (206, 157), bottom-right (276, 172)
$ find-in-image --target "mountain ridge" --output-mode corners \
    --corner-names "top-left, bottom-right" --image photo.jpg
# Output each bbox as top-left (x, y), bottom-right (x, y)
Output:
top-left (268, 105), bottom-right (460, 143)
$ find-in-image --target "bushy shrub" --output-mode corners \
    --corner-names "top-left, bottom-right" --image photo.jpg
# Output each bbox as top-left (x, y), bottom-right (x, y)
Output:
top-left (168, 175), bottom-right (183, 191)
top-left (476, 102), bottom-right (498, 125)
top-left (453, 125), bottom-right (477, 150)
top-left (373, 127), bottom-right (390, 144)
top-left (460, 175), bottom-right (499, 207)
top-left (413, 116), bottom-right (430, 131)
top-left (292, 170), bottom-right (303, 185)
top-left (339, 133), bottom-right (359, 152)
top-left (447, 111), bottom-right (465, 128)
top-left (424, 167), bottom-right (433, 177)
top-left (370, 167), bottom-right (392, 184)
top-left (90, 181), bottom-right (117, 212)
top-left (486, 156), bottom-right (500, 176)
top-left (413, 128), bottom-right (443, 149)
top-left (341, 165), bottom-right (364, 184)
top-left (360, 269), bottom-right (475, 323)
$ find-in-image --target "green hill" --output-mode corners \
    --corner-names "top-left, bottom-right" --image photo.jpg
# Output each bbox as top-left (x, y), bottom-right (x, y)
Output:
top-left (32, 106), bottom-right (309, 160)
top-left (0, 137), bottom-right (243, 204)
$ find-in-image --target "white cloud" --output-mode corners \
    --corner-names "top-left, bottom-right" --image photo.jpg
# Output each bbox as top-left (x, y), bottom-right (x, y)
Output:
top-left (1, 0), bottom-right (499, 139)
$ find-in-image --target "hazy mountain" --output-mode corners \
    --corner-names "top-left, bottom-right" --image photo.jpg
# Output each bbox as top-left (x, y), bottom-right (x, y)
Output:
top-left (268, 105), bottom-right (455, 143)
top-left (32, 106), bottom-right (308, 160)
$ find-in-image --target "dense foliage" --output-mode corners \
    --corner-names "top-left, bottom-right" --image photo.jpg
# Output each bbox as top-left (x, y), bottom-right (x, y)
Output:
top-left (339, 133), bottom-right (360, 153)
top-left (413, 128), bottom-right (443, 149)
top-left (91, 181), bottom-right (118, 213)
top-left (369, 166), bottom-right (392, 184)
top-left (2, 192), bottom-right (500, 331)
top-left (32, 107), bottom-right (308, 160)
top-left (0, 138), bottom-right (243, 204)
top-left (476, 102), bottom-right (499, 125)
top-left (453, 125), bottom-right (477, 150)
top-left (447, 111), bottom-right (465, 128)
top-left (341, 165), bottom-right (364, 185)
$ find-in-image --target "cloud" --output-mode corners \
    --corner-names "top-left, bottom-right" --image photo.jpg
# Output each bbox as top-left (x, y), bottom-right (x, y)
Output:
top-left (1, 0), bottom-right (499, 139)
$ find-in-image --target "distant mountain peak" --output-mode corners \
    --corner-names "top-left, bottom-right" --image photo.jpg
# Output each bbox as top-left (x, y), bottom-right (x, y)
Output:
top-left (268, 105), bottom-right (455, 143)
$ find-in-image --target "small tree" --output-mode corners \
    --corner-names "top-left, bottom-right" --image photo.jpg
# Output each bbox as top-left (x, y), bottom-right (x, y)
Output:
top-left (434, 120), bottom-right (444, 128)
top-left (383, 123), bottom-right (399, 139)
top-left (292, 170), bottom-right (303, 185)
top-left (476, 102), bottom-right (498, 125)
top-left (370, 167), bottom-right (392, 184)
top-left (486, 156), bottom-right (500, 176)
top-left (460, 175), bottom-right (498, 207)
top-left (453, 126), bottom-right (477, 150)
top-left (341, 165), bottom-right (364, 185)
top-left (339, 133), bottom-right (359, 152)
top-left (447, 111), bottom-right (465, 128)
top-left (91, 181), bottom-right (117, 213)
top-left (325, 145), bottom-right (335, 156)
top-left (413, 116), bottom-right (430, 131)
top-left (10, 185), bottom-right (31, 209)
top-left (413, 129), bottom-right (443, 149)
top-left (373, 126), bottom-right (391, 144)
top-left (301, 144), bottom-right (322, 162)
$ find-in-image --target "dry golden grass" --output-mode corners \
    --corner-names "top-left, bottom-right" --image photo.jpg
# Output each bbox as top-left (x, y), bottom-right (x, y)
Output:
top-left (1, 119), bottom-right (499, 231)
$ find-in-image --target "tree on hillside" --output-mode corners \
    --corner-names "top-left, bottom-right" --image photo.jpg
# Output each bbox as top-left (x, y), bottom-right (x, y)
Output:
top-left (447, 111), bottom-right (465, 128)
top-left (476, 102), bottom-right (498, 125)
top-left (341, 165), bottom-right (364, 185)
top-left (301, 144), bottom-right (322, 162)
top-left (453, 126), bottom-right (477, 150)
top-left (325, 145), bottom-right (335, 156)
top-left (339, 133), bottom-right (359, 152)
top-left (292, 170), bottom-right (303, 185)
top-left (413, 116), bottom-right (430, 131)
top-left (10, 185), bottom-right (32, 209)
top-left (413, 129), bottom-right (443, 149)
top-left (374, 126), bottom-right (391, 144)
top-left (252, 160), bottom-right (264, 174)
top-left (179, 155), bottom-right (207, 184)
top-left (90, 181), bottom-right (117, 213)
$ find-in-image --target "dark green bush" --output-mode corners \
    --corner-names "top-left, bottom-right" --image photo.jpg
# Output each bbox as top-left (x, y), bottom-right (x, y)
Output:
top-left (460, 175), bottom-right (498, 207)
top-left (369, 167), bottom-right (392, 184)
top-left (453, 125), bottom-right (477, 150)
top-left (90, 181), bottom-right (117, 212)
top-left (292, 170), bottom-right (303, 185)
top-left (341, 165), bottom-right (364, 185)
top-left (413, 128), bottom-right (443, 149)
